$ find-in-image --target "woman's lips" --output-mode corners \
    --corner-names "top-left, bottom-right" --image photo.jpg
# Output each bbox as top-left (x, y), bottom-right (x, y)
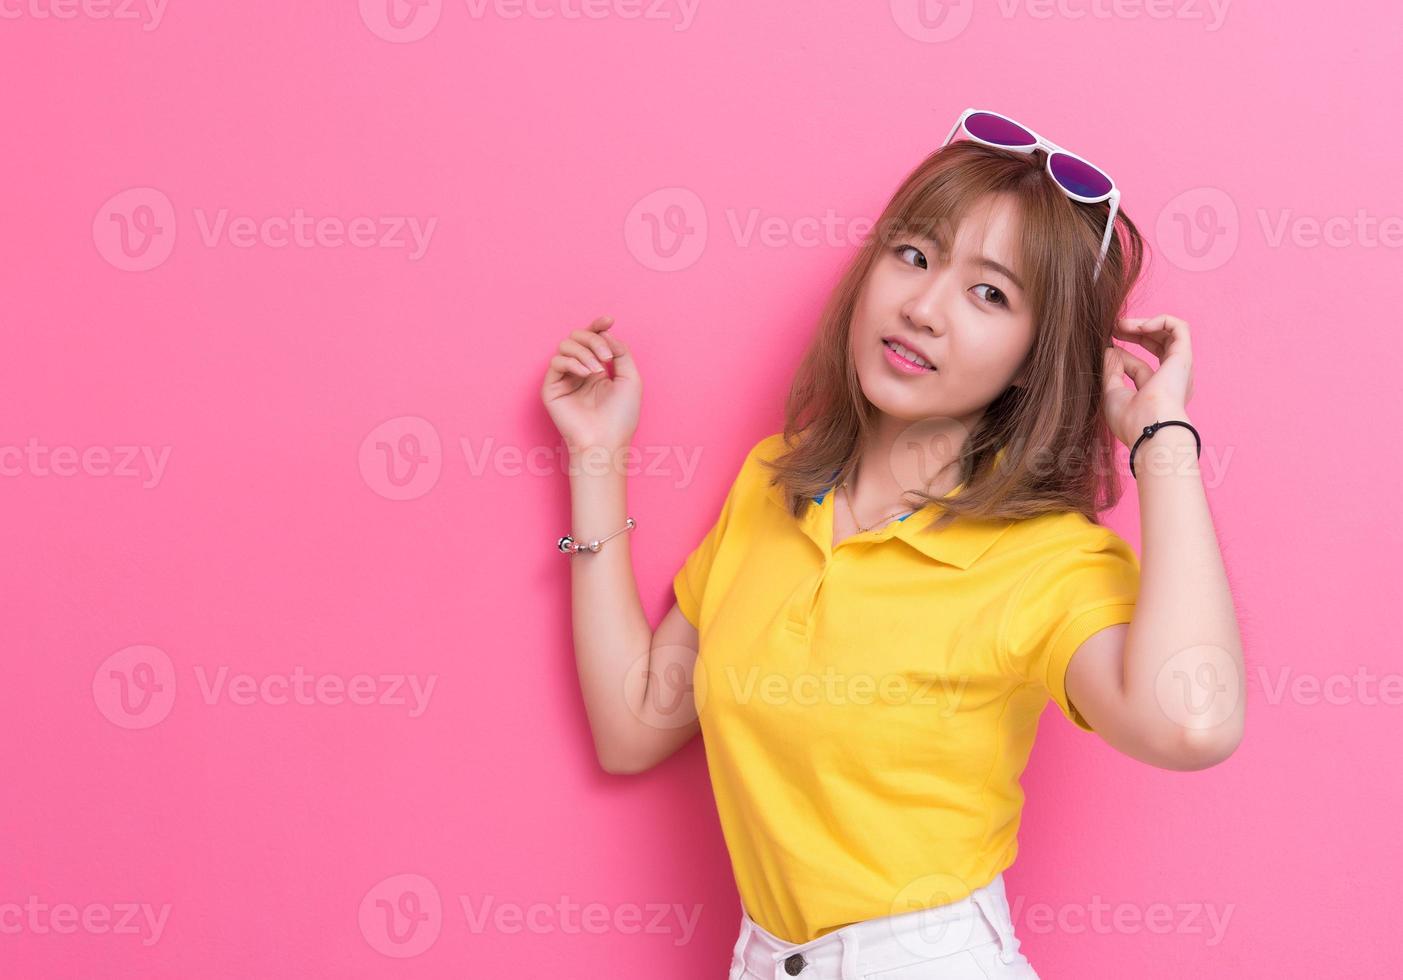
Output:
top-left (882, 338), bottom-right (936, 375)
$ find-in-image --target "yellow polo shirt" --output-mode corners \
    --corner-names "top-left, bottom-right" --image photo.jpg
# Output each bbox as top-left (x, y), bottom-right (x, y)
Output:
top-left (673, 432), bottom-right (1140, 945)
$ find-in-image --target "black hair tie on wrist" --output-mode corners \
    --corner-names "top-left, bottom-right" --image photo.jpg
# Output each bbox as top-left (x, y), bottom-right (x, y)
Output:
top-left (1129, 420), bottom-right (1201, 479)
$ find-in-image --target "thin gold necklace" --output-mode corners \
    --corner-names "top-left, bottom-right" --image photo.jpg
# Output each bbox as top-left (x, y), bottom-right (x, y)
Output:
top-left (840, 479), bottom-right (916, 533)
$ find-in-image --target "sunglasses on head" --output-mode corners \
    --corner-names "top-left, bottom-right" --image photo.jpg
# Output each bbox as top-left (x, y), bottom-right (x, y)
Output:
top-left (941, 108), bottom-right (1121, 282)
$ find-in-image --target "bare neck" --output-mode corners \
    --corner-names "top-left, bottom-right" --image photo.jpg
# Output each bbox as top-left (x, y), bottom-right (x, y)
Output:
top-left (845, 415), bottom-right (972, 521)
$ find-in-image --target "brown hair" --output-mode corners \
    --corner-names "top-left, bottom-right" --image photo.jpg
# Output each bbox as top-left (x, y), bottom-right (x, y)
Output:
top-left (761, 138), bottom-right (1148, 531)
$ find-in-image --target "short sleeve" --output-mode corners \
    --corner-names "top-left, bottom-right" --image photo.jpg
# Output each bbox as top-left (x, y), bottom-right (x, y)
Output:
top-left (1001, 528), bottom-right (1141, 733)
top-left (672, 439), bottom-right (765, 629)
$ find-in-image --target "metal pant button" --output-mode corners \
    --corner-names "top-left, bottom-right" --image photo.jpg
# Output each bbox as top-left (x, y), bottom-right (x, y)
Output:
top-left (783, 952), bottom-right (806, 975)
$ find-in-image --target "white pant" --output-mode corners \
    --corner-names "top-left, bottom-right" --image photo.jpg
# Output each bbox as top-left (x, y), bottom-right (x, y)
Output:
top-left (727, 873), bottom-right (1039, 979)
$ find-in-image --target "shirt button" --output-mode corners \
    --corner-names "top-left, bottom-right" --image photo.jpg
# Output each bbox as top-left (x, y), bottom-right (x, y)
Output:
top-left (784, 952), bottom-right (806, 975)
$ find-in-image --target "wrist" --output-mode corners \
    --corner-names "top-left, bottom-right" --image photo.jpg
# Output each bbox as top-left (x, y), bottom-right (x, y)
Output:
top-left (566, 436), bottom-right (629, 457)
top-left (1121, 407), bottom-right (1188, 452)
top-left (1129, 420), bottom-right (1200, 480)
top-left (567, 443), bottom-right (632, 481)
top-left (1124, 405), bottom-right (1191, 443)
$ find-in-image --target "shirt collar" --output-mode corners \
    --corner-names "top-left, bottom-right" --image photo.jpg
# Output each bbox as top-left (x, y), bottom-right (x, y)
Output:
top-left (805, 459), bottom-right (1014, 569)
top-left (888, 504), bottom-right (1015, 569)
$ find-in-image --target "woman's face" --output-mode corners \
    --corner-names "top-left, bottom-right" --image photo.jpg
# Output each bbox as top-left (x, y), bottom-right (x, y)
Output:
top-left (851, 193), bottom-right (1037, 432)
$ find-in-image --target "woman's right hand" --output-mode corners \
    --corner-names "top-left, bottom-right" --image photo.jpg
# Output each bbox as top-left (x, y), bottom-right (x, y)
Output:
top-left (540, 315), bottom-right (641, 455)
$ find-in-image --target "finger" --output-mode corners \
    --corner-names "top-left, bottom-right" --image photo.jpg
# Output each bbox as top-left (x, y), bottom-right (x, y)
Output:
top-left (571, 329), bottom-right (615, 364)
top-left (598, 329), bottom-right (639, 382)
top-left (542, 356), bottom-right (590, 397)
top-left (1103, 346), bottom-right (1129, 394)
top-left (1121, 314), bottom-right (1190, 359)
top-left (1155, 315), bottom-right (1192, 357)
top-left (1115, 345), bottom-right (1156, 389)
top-left (1114, 325), bottom-right (1165, 359)
top-left (547, 354), bottom-right (593, 381)
top-left (1114, 318), bottom-right (1168, 359)
top-left (559, 339), bottom-right (608, 374)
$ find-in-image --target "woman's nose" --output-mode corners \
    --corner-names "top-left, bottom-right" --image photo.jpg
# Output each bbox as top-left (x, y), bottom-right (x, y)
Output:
top-left (904, 279), bottom-right (952, 334)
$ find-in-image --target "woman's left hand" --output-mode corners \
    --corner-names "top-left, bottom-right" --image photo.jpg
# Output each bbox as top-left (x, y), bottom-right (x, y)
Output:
top-left (1104, 314), bottom-right (1195, 448)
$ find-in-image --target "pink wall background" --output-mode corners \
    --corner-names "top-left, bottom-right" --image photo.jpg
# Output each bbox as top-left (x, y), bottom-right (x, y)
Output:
top-left (3, 2), bottom-right (1400, 977)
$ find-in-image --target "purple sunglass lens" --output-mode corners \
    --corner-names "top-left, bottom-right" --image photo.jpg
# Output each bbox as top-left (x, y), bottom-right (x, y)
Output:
top-left (963, 112), bottom-right (1036, 148)
top-left (1049, 152), bottom-right (1113, 199)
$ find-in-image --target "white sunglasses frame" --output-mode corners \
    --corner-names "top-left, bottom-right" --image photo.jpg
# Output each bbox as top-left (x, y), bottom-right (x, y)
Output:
top-left (941, 107), bottom-right (1121, 282)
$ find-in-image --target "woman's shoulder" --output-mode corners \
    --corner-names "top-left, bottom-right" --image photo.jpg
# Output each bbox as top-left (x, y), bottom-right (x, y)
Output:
top-left (749, 430), bottom-right (790, 463)
top-left (997, 508), bottom-right (1137, 565)
top-left (716, 431), bottom-right (793, 515)
top-left (729, 431), bottom-right (789, 484)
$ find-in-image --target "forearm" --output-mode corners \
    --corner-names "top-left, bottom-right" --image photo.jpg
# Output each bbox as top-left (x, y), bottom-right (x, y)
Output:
top-left (1121, 420), bottom-right (1245, 765)
top-left (567, 446), bottom-right (657, 767)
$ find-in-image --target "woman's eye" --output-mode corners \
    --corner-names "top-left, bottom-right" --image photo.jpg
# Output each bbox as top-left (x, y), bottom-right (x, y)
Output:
top-left (894, 244), bottom-right (927, 269)
top-left (973, 283), bottom-right (1008, 308)
top-left (892, 246), bottom-right (1009, 308)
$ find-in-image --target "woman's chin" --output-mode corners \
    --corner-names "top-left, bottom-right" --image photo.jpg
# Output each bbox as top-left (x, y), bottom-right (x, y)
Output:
top-left (860, 375), bottom-right (943, 418)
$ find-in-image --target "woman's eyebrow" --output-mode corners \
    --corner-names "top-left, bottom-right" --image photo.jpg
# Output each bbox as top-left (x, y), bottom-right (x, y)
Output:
top-left (971, 256), bottom-right (1024, 292)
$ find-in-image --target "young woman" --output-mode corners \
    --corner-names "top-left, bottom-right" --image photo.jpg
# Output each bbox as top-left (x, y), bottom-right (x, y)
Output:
top-left (541, 108), bottom-right (1244, 979)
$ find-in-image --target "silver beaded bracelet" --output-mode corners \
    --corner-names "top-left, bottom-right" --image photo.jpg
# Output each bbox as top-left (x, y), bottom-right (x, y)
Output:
top-left (557, 517), bottom-right (636, 555)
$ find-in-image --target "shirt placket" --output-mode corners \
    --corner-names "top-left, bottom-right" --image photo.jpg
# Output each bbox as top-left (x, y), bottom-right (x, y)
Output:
top-left (788, 482), bottom-right (909, 640)
top-left (785, 566), bottom-right (827, 638)
top-left (788, 488), bottom-right (836, 640)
